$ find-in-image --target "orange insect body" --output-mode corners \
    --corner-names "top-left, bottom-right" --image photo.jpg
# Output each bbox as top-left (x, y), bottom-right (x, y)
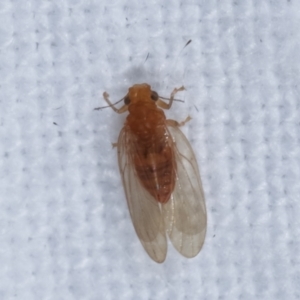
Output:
top-left (98, 83), bottom-right (207, 263)
top-left (126, 85), bottom-right (175, 203)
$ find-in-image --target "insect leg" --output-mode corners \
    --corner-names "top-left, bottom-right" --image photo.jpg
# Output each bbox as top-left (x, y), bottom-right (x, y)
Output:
top-left (94, 92), bottom-right (128, 114)
top-left (166, 116), bottom-right (192, 127)
top-left (157, 86), bottom-right (185, 109)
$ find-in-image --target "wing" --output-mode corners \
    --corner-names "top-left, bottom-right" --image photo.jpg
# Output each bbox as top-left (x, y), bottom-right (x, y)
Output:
top-left (117, 127), bottom-right (167, 263)
top-left (163, 124), bottom-right (207, 258)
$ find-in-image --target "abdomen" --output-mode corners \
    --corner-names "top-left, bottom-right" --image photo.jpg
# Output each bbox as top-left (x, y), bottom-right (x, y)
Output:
top-left (134, 143), bottom-right (176, 203)
top-left (127, 105), bottom-right (176, 203)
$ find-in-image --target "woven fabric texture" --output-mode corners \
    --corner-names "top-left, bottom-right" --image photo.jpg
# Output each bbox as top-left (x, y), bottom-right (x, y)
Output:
top-left (0, 1), bottom-right (299, 299)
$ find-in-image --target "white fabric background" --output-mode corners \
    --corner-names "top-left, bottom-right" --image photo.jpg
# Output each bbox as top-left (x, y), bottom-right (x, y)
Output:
top-left (0, 0), bottom-right (299, 299)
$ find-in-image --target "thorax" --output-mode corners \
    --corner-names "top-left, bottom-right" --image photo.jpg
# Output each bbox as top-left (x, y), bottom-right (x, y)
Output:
top-left (126, 102), bottom-right (168, 150)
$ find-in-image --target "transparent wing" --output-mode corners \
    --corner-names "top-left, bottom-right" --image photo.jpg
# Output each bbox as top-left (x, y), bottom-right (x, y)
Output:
top-left (118, 127), bottom-right (167, 263)
top-left (163, 124), bottom-right (207, 258)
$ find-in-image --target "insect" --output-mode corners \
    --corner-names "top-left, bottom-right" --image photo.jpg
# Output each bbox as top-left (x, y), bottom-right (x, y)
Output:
top-left (96, 83), bottom-right (206, 263)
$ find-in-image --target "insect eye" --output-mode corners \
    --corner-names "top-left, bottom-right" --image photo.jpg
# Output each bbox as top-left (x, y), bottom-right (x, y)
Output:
top-left (124, 96), bottom-right (130, 105)
top-left (151, 91), bottom-right (159, 101)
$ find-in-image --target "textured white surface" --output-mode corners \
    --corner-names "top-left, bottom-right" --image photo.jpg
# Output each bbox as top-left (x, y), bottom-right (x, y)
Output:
top-left (0, 0), bottom-right (300, 299)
